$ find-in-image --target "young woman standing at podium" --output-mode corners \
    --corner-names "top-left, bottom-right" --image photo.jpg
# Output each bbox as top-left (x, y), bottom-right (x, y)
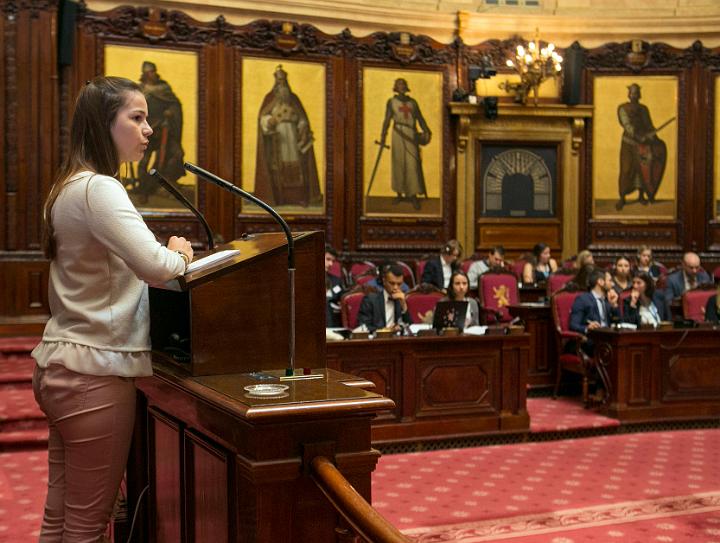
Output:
top-left (31, 76), bottom-right (193, 542)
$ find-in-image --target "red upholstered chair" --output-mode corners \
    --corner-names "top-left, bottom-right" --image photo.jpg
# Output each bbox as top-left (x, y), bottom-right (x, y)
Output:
top-left (349, 261), bottom-right (377, 286)
top-left (546, 270), bottom-right (575, 297)
top-left (340, 285), bottom-right (378, 329)
top-left (415, 259), bottom-right (428, 286)
top-left (478, 270), bottom-right (519, 323)
top-left (350, 260), bottom-right (377, 283)
top-left (405, 284), bottom-right (444, 324)
top-left (682, 285), bottom-right (716, 322)
top-left (510, 259), bottom-right (528, 281)
top-left (551, 288), bottom-right (595, 406)
top-left (460, 259), bottom-right (476, 274)
top-left (328, 260), bottom-right (346, 284)
top-left (714, 266), bottom-right (720, 284)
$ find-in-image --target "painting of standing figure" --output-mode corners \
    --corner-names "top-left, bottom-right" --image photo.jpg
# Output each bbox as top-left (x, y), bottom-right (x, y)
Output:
top-left (592, 76), bottom-right (678, 219)
top-left (104, 45), bottom-right (198, 210)
top-left (241, 58), bottom-right (326, 214)
top-left (363, 67), bottom-right (443, 217)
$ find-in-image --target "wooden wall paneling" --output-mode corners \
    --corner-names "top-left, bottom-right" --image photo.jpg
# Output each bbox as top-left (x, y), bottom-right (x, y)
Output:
top-left (704, 46), bottom-right (720, 252)
top-left (584, 41), bottom-right (695, 256)
top-left (351, 32), bottom-right (457, 253)
top-left (0, 4), bottom-right (8, 252)
top-left (1, 3), bottom-right (60, 252)
top-left (227, 21), bottom-right (346, 242)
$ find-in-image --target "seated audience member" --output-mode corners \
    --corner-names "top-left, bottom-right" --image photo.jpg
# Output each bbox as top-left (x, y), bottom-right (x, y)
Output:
top-left (357, 263), bottom-right (411, 332)
top-left (421, 239), bottom-right (462, 291)
top-left (574, 250), bottom-right (595, 270)
top-left (570, 268), bottom-right (619, 355)
top-left (612, 256), bottom-right (633, 294)
top-left (664, 251), bottom-right (712, 305)
top-left (467, 246), bottom-right (505, 289)
top-left (365, 262), bottom-right (410, 293)
top-left (705, 283), bottom-right (720, 324)
top-left (440, 271), bottom-right (480, 328)
top-left (325, 245), bottom-right (344, 327)
top-left (635, 245), bottom-right (663, 281)
top-left (522, 242), bottom-right (558, 285)
top-left (622, 272), bottom-right (669, 326)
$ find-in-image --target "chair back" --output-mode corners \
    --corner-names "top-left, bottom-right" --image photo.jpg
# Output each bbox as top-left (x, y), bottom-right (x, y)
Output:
top-left (478, 271), bottom-right (519, 322)
top-left (415, 259), bottom-right (428, 286)
top-left (340, 286), bottom-right (378, 329)
top-left (682, 285), bottom-right (716, 322)
top-left (510, 259), bottom-right (527, 280)
top-left (713, 266), bottom-right (720, 283)
top-left (551, 289), bottom-right (583, 333)
top-left (546, 271), bottom-right (574, 297)
top-left (328, 260), bottom-right (344, 280)
top-left (460, 258), bottom-right (476, 274)
top-left (405, 285), bottom-right (445, 324)
top-left (349, 261), bottom-right (376, 284)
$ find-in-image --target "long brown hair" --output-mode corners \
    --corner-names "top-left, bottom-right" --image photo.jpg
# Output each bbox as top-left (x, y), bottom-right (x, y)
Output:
top-left (42, 76), bottom-right (142, 258)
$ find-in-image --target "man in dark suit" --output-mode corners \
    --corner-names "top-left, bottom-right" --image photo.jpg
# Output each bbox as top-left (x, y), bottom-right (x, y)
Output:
top-left (570, 268), bottom-right (619, 355)
top-left (421, 239), bottom-right (462, 291)
top-left (664, 251), bottom-right (712, 309)
top-left (325, 245), bottom-right (344, 327)
top-left (357, 263), bottom-right (411, 332)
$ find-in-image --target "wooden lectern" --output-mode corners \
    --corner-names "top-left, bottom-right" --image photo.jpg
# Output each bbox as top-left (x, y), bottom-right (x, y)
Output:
top-left (128, 232), bottom-right (395, 542)
top-left (148, 231), bottom-right (325, 375)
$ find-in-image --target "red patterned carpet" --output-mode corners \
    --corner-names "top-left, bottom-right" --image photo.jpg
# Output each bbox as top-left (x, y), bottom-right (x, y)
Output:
top-left (527, 397), bottom-right (620, 434)
top-left (373, 430), bottom-right (720, 542)
top-left (0, 450), bottom-right (46, 541)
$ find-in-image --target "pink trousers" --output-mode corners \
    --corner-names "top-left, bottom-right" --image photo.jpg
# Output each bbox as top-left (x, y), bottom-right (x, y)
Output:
top-left (33, 364), bottom-right (137, 543)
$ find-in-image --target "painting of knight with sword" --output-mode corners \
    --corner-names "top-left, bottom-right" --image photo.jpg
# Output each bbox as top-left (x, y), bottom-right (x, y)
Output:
top-left (367, 78), bottom-right (432, 211)
top-left (615, 83), bottom-right (675, 211)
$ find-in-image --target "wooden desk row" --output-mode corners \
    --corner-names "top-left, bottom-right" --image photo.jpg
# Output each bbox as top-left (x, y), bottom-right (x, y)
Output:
top-left (326, 334), bottom-right (530, 444)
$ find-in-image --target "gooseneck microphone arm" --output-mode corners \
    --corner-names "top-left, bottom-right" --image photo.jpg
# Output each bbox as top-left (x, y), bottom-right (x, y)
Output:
top-left (183, 162), bottom-right (296, 374)
top-left (149, 169), bottom-right (215, 251)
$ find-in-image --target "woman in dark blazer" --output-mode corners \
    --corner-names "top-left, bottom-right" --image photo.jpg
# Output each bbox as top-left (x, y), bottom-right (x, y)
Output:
top-left (622, 272), bottom-right (669, 326)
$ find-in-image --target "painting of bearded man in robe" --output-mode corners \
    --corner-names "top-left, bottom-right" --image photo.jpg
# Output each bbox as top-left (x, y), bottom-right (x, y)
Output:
top-left (252, 64), bottom-right (323, 208)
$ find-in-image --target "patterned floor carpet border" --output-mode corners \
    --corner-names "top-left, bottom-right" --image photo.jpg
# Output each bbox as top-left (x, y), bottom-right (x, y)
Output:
top-left (402, 492), bottom-right (720, 542)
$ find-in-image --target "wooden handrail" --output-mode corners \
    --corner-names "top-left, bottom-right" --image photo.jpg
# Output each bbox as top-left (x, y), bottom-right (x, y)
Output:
top-left (310, 455), bottom-right (411, 543)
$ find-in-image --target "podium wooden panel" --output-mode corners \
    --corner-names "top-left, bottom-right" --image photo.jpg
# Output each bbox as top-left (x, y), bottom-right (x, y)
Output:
top-left (592, 327), bottom-right (720, 422)
top-left (148, 232), bottom-right (325, 375)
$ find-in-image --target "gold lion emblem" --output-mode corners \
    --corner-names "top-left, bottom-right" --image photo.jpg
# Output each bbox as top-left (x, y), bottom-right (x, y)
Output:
top-left (492, 285), bottom-right (509, 307)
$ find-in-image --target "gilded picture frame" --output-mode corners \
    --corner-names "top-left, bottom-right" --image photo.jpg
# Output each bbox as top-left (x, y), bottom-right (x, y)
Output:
top-left (104, 44), bottom-right (199, 211)
top-left (715, 75), bottom-right (720, 217)
top-left (362, 66), bottom-right (444, 217)
top-left (239, 57), bottom-right (327, 215)
top-left (591, 75), bottom-right (679, 220)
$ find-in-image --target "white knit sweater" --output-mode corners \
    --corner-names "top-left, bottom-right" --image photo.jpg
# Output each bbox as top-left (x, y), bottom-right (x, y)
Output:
top-left (32, 172), bottom-right (186, 377)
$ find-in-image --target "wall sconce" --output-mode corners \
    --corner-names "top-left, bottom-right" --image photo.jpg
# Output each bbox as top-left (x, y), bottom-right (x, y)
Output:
top-left (500, 29), bottom-right (563, 106)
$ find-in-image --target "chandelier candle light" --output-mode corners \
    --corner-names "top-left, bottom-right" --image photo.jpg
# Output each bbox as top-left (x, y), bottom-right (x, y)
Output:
top-left (500, 29), bottom-right (563, 106)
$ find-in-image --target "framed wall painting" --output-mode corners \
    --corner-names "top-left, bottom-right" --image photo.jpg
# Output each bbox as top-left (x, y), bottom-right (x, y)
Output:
top-left (592, 75), bottom-right (678, 220)
top-left (715, 75), bottom-right (720, 217)
top-left (240, 57), bottom-right (326, 215)
top-left (104, 44), bottom-right (199, 211)
top-left (362, 67), bottom-right (443, 217)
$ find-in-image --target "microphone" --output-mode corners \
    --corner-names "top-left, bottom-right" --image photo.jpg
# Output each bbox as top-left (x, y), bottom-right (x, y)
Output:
top-left (149, 169), bottom-right (215, 251)
top-left (183, 162), bottom-right (297, 374)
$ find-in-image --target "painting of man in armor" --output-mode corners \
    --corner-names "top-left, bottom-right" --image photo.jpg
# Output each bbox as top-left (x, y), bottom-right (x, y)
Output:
top-left (615, 83), bottom-right (674, 210)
